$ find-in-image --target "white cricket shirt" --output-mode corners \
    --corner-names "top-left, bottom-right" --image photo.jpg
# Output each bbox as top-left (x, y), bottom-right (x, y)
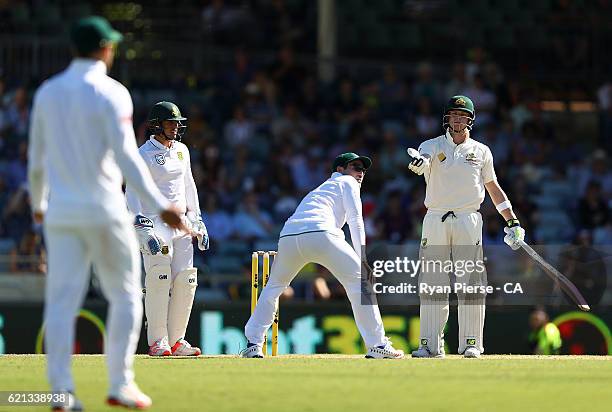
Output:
top-left (280, 172), bottom-right (365, 258)
top-left (28, 59), bottom-right (169, 225)
top-left (418, 132), bottom-right (496, 212)
top-left (125, 136), bottom-right (200, 217)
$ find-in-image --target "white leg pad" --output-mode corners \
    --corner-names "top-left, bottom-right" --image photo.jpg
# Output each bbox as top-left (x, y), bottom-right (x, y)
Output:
top-left (144, 259), bottom-right (172, 346)
top-left (458, 295), bottom-right (486, 354)
top-left (167, 268), bottom-right (198, 344)
top-left (419, 296), bottom-right (449, 355)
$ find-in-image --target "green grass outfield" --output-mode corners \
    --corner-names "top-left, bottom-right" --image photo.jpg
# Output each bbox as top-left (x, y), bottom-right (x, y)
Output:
top-left (0, 355), bottom-right (611, 412)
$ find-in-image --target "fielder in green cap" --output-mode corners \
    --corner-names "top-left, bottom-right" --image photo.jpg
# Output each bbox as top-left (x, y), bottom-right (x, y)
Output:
top-left (406, 95), bottom-right (525, 360)
top-left (70, 15), bottom-right (123, 69)
top-left (242, 152), bottom-right (405, 359)
top-left (28, 14), bottom-right (186, 410)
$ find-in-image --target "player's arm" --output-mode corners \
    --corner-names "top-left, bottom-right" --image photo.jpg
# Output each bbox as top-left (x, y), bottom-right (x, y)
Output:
top-left (482, 147), bottom-right (524, 249)
top-left (125, 182), bottom-right (143, 215)
top-left (184, 148), bottom-right (209, 250)
top-left (27, 89), bottom-right (48, 223)
top-left (342, 178), bottom-right (366, 261)
top-left (102, 86), bottom-right (186, 232)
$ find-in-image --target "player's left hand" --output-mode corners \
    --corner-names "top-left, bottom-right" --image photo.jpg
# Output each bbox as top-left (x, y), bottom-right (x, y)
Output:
top-left (504, 219), bottom-right (525, 250)
top-left (407, 148), bottom-right (430, 176)
top-left (187, 211), bottom-right (210, 251)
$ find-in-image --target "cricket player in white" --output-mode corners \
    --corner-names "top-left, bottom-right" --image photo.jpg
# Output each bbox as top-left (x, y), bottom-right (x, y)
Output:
top-left (408, 95), bottom-right (525, 358)
top-left (242, 153), bottom-right (404, 359)
top-left (28, 16), bottom-right (186, 410)
top-left (125, 101), bottom-right (209, 357)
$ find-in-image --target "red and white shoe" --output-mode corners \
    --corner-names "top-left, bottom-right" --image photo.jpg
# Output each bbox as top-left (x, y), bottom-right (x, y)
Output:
top-left (107, 382), bottom-right (152, 410)
top-left (171, 338), bottom-right (202, 356)
top-left (148, 337), bottom-right (171, 356)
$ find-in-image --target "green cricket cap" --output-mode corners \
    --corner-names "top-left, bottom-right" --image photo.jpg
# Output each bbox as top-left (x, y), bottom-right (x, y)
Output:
top-left (70, 16), bottom-right (123, 55)
top-left (332, 152), bottom-right (372, 172)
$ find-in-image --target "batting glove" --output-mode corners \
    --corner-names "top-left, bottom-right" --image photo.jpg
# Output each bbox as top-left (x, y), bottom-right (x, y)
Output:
top-left (134, 214), bottom-right (163, 255)
top-left (503, 218), bottom-right (525, 251)
top-left (187, 211), bottom-right (210, 251)
top-left (407, 148), bottom-right (430, 176)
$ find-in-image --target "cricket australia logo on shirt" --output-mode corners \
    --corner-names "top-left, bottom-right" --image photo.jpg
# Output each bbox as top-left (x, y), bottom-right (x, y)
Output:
top-left (154, 153), bottom-right (165, 165)
top-left (465, 153), bottom-right (478, 165)
top-left (177, 152), bottom-right (184, 161)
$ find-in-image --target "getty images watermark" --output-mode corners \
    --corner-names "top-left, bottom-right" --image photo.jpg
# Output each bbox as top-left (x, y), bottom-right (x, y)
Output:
top-left (368, 256), bottom-right (522, 296)
top-left (357, 243), bottom-right (606, 306)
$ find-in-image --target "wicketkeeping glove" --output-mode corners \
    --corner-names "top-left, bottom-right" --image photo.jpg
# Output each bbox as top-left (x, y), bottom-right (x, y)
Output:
top-left (187, 211), bottom-right (210, 251)
top-left (134, 214), bottom-right (163, 255)
top-left (503, 218), bottom-right (525, 251)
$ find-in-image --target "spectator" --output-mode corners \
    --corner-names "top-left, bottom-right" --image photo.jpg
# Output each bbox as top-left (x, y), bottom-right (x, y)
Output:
top-left (203, 195), bottom-right (233, 242)
top-left (4, 141), bottom-right (28, 191)
top-left (527, 307), bottom-right (562, 355)
top-left (232, 192), bottom-right (274, 240)
top-left (224, 105), bottom-right (255, 147)
top-left (376, 191), bottom-right (412, 244)
top-left (414, 97), bottom-right (438, 138)
top-left (578, 181), bottom-right (609, 229)
top-left (5, 86), bottom-right (30, 141)
top-left (9, 228), bottom-right (46, 273)
top-left (2, 185), bottom-right (32, 243)
top-left (412, 62), bottom-right (441, 104)
top-left (463, 73), bottom-right (496, 128)
top-left (559, 230), bottom-right (607, 306)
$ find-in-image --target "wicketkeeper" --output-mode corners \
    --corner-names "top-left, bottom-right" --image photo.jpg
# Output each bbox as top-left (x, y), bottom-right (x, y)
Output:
top-left (126, 101), bottom-right (209, 356)
top-left (408, 95), bottom-right (525, 358)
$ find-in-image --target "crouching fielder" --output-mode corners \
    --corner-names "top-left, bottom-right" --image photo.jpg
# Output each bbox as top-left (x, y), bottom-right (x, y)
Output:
top-left (408, 96), bottom-right (525, 358)
top-left (243, 153), bottom-right (404, 359)
top-left (126, 101), bottom-right (210, 357)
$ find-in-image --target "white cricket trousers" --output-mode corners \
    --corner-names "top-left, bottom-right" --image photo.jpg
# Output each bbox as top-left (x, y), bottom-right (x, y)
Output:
top-left (44, 220), bottom-right (142, 394)
top-left (418, 210), bottom-right (486, 354)
top-left (245, 231), bottom-right (386, 348)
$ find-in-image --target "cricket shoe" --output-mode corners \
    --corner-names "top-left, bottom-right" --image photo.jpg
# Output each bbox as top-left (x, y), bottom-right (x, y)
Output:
top-left (411, 346), bottom-right (445, 358)
top-left (463, 346), bottom-right (481, 358)
top-left (51, 392), bottom-right (83, 411)
top-left (107, 382), bottom-right (152, 410)
top-left (171, 338), bottom-right (201, 356)
top-left (148, 337), bottom-right (171, 356)
top-left (240, 342), bottom-right (264, 358)
top-left (365, 338), bottom-right (405, 359)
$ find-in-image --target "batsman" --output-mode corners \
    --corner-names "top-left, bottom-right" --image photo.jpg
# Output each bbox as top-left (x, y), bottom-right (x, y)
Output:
top-left (408, 95), bottom-right (525, 358)
top-left (126, 101), bottom-right (209, 356)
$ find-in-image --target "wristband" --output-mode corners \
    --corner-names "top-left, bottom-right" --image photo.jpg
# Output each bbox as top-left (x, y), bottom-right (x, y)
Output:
top-left (506, 218), bottom-right (520, 228)
top-left (496, 200), bottom-right (512, 212)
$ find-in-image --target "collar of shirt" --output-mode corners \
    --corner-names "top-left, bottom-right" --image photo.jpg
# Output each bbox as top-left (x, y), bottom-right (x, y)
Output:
top-left (68, 58), bottom-right (107, 75)
top-left (149, 135), bottom-right (173, 150)
top-left (445, 130), bottom-right (474, 149)
top-left (331, 172), bottom-right (342, 178)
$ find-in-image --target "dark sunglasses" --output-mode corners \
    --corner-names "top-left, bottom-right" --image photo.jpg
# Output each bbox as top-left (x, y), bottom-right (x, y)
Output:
top-left (349, 164), bottom-right (367, 173)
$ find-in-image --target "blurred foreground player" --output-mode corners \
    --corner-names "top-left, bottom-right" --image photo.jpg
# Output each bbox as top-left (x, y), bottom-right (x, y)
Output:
top-left (243, 153), bottom-right (404, 359)
top-left (28, 16), bottom-right (185, 410)
top-left (408, 96), bottom-right (525, 358)
top-left (126, 102), bottom-right (209, 357)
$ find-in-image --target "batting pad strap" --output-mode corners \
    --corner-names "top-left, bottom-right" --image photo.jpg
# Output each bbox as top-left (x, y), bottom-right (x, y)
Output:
top-left (495, 200), bottom-right (512, 213)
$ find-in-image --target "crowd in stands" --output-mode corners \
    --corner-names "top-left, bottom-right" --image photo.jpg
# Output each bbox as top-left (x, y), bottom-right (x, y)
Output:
top-left (0, 1), bottom-right (610, 304)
